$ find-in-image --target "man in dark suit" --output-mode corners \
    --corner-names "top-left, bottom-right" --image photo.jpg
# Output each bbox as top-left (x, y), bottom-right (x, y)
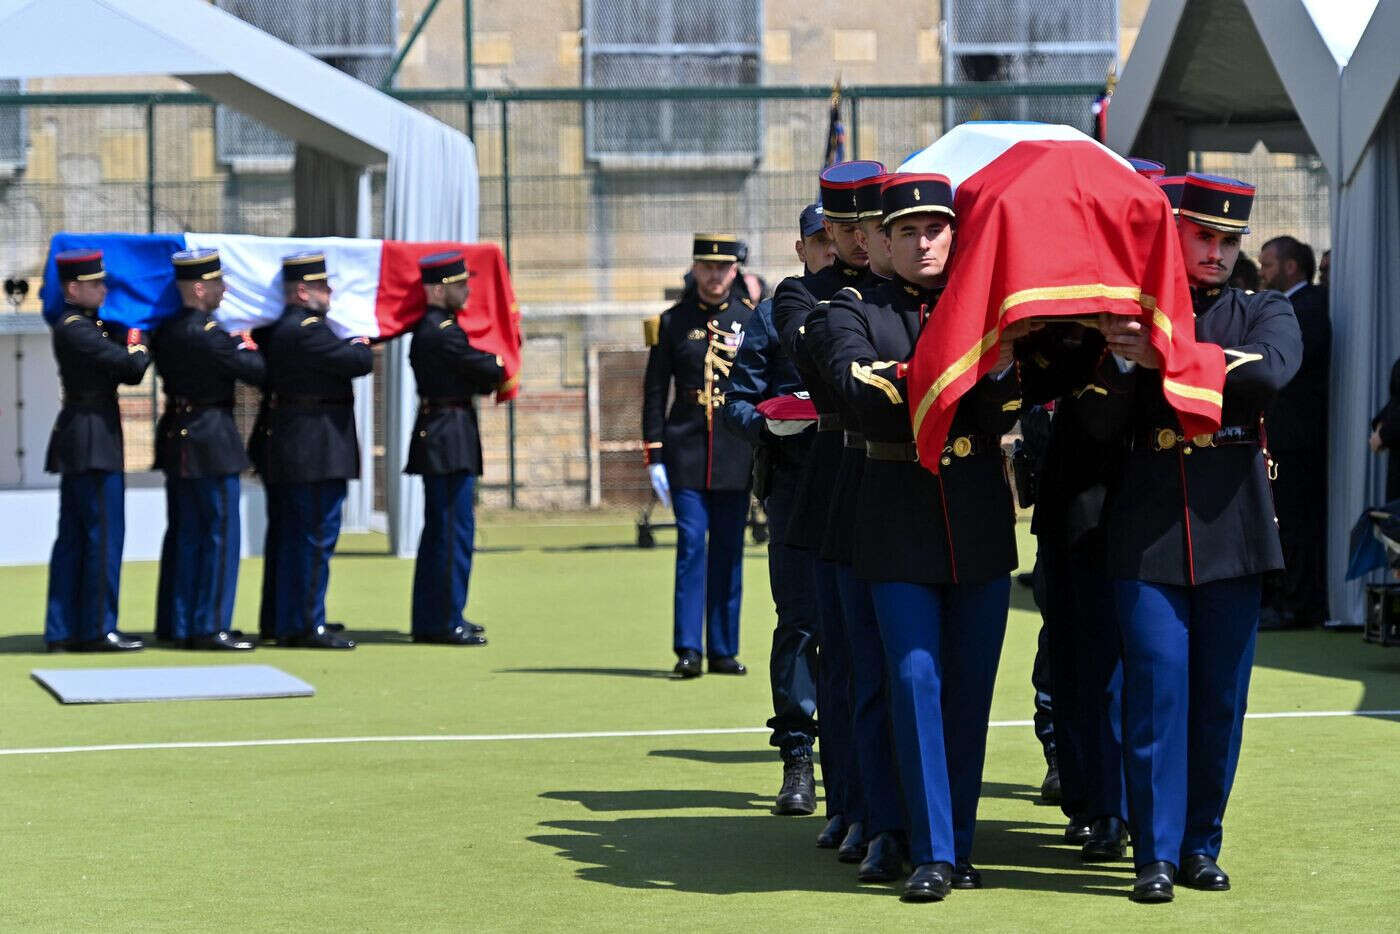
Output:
top-left (405, 251), bottom-right (505, 645)
top-left (43, 250), bottom-right (151, 652)
top-left (253, 252), bottom-right (373, 649)
top-left (152, 249), bottom-right (265, 650)
top-left (1260, 236), bottom-right (1331, 628)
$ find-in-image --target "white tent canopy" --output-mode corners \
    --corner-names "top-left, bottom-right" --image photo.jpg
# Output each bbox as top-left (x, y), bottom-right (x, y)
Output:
top-left (1110, 0), bottom-right (1400, 624)
top-left (0, 0), bottom-right (480, 559)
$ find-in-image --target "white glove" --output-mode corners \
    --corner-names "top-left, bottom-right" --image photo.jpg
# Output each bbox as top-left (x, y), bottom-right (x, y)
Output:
top-left (765, 417), bottom-right (816, 437)
top-left (648, 463), bottom-right (671, 509)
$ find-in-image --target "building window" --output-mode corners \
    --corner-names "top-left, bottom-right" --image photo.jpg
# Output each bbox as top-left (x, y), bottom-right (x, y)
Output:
top-left (583, 1), bottom-right (763, 169)
top-left (0, 80), bottom-right (25, 177)
top-left (213, 0), bottom-right (397, 171)
top-left (943, 0), bottom-right (1117, 134)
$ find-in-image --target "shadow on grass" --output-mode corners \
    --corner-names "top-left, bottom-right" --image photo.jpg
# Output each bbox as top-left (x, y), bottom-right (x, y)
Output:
top-left (648, 748), bottom-right (776, 765)
top-left (1253, 627), bottom-right (1400, 716)
top-left (541, 789), bottom-right (769, 812)
top-left (0, 634), bottom-right (51, 654)
top-left (495, 666), bottom-right (674, 680)
top-left (528, 811), bottom-right (1128, 896)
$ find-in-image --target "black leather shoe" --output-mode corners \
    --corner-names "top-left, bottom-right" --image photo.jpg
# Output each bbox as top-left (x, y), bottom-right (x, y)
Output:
top-left (857, 831), bottom-right (905, 882)
top-left (1065, 818), bottom-right (1093, 845)
top-left (464, 619), bottom-right (486, 635)
top-left (708, 655), bottom-right (747, 675)
top-left (1179, 854), bottom-right (1230, 890)
top-left (325, 621), bottom-right (347, 633)
top-left (901, 862), bottom-right (953, 902)
top-left (773, 756), bottom-right (816, 815)
top-left (1082, 816), bottom-right (1129, 861)
top-left (412, 626), bottom-right (487, 646)
top-left (1041, 759), bottom-right (1062, 803)
top-left (837, 821), bottom-right (867, 863)
top-left (76, 631), bottom-right (144, 652)
top-left (952, 860), bottom-right (982, 889)
top-left (280, 624), bottom-right (355, 649)
top-left (185, 631), bottom-right (255, 651)
top-left (671, 650), bottom-right (702, 679)
top-left (816, 814), bottom-right (846, 848)
top-left (1130, 861), bottom-right (1176, 903)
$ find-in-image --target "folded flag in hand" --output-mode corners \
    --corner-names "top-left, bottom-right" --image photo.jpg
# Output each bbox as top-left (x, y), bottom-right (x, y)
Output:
top-left (41, 232), bottom-right (523, 402)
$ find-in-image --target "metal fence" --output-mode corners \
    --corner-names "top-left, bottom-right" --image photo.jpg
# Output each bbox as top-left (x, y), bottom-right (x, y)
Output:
top-left (0, 84), bottom-right (1334, 511)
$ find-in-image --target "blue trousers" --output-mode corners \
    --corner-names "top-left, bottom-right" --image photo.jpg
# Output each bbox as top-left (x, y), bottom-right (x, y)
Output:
top-left (869, 577), bottom-right (1010, 865)
top-left (45, 470), bottom-right (124, 645)
top-left (836, 565), bottom-right (903, 836)
top-left (811, 558), bottom-right (857, 819)
top-left (761, 467), bottom-right (820, 760)
top-left (1029, 560), bottom-right (1057, 764)
top-left (1114, 575), bottom-right (1261, 867)
top-left (156, 474), bottom-right (241, 641)
top-left (671, 487), bottom-right (747, 658)
top-left (261, 479), bottom-right (346, 638)
top-left (412, 472), bottom-right (478, 636)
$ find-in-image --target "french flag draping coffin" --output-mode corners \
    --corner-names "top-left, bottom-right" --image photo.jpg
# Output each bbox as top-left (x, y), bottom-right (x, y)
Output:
top-left (40, 232), bottom-right (523, 402)
top-left (896, 123), bottom-right (1225, 471)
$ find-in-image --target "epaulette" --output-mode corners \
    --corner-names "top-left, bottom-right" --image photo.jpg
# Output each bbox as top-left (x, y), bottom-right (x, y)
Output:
top-left (203, 320), bottom-right (218, 331)
top-left (840, 287), bottom-right (862, 301)
top-left (300, 316), bottom-right (322, 327)
top-left (741, 296), bottom-right (755, 309)
top-left (438, 319), bottom-right (454, 329)
top-left (63, 314), bottom-right (84, 325)
top-left (642, 314), bottom-right (661, 347)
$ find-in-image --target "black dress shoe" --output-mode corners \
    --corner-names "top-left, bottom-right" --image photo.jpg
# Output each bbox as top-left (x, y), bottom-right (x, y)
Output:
top-left (412, 626), bottom-right (487, 646)
top-left (857, 831), bottom-right (905, 882)
top-left (1041, 759), bottom-right (1062, 804)
top-left (952, 860), bottom-right (982, 889)
top-left (836, 821), bottom-right (867, 863)
top-left (671, 650), bottom-right (702, 679)
top-left (280, 624), bottom-right (355, 649)
top-left (325, 621), bottom-right (347, 633)
top-left (1130, 861), bottom-right (1176, 903)
top-left (464, 619), bottom-right (486, 635)
top-left (816, 814), bottom-right (846, 849)
top-left (76, 631), bottom-right (144, 652)
top-left (1179, 854), bottom-right (1230, 890)
top-left (185, 631), bottom-right (255, 651)
top-left (773, 756), bottom-right (816, 815)
top-left (901, 862), bottom-right (953, 902)
top-left (708, 655), bottom-right (747, 675)
top-left (1064, 817), bottom-right (1093, 844)
top-left (1082, 816), bottom-right (1129, 861)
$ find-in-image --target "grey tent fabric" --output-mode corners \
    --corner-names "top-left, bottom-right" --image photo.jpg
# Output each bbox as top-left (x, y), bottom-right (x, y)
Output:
top-left (382, 109), bottom-right (482, 557)
top-left (1328, 96), bottom-right (1400, 622)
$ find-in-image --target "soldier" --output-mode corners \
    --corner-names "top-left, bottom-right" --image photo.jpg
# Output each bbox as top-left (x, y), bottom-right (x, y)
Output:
top-left (720, 204), bottom-right (834, 817)
top-left (43, 250), bottom-right (151, 652)
top-left (152, 249), bottom-right (265, 650)
top-left (805, 167), bottom-right (912, 883)
top-left (824, 174), bottom-right (1022, 901)
top-left (254, 252), bottom-right (373, 649)
top-left (405, 251), bottom-right (505, 645)
top-left (1088, 174), bottom-right (1302, 901)
top-left (642, 234), bottom-right (755, 678)
top-left (770, 160), bottom-right (888, 860)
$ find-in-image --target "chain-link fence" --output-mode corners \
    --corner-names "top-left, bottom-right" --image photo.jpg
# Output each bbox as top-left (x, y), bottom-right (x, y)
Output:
top-left (0, 84), bottom-right (1334, 511)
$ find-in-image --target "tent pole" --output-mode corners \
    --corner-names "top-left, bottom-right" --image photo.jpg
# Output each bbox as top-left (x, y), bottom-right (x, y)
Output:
top-left (501, 96), bottom-right (516, 508)
top-left (464, 0), bottom-right (475, 136)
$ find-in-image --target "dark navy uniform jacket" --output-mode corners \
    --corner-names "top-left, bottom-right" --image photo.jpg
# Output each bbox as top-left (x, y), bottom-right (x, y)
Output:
top-left (1082, 286), bottom-right (1302, 586)
top-left (772, 258), bottom-right (870, 549)
top-left (719, 297), bottom-right (809, 457)
top-left (642, 292), bottom-right (755, 491)
top-left (152, 308), bottom-right (266, 478)
top-left (45, 304), bottom-right (150, 474)
top-left (1265, 282), bottom-right (1330, 452)
top-left (824, 278), bottom-right (1021, 585)
top-left (806, 296), bottom-right (869, 567)
top-left (1017, 324), bottom-right (1122, 549)
top-left (1372, 357), bottom-right (1400, 501)
top-left (406, 305), bottom-right (505, 476)
top-left (249, 304), bottom-right (374, 484)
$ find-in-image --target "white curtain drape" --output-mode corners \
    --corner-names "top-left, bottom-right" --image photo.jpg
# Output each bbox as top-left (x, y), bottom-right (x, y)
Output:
top-left (1327, 97), bottom-right (1400, 622)
top-left (382, 109), bottom-right (481, 556)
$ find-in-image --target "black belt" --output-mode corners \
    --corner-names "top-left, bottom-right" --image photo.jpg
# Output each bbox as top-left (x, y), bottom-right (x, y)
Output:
top-left (866, 433), bottom-right (1002, 464)
top-left (817, 413), bottom-right (843, 432)
top-left (62, 392), bottom-right (117, 407)
top-left (165, 396), bottom-right (233, 413)
top-left (843, 430), bottom-right (865, 449)
top-left (1134, 425), bottom-right (1259, 452)
top-left (268, 393), bottom-right (354, 408)
top-left (419, 397), bottom-right (471, 412)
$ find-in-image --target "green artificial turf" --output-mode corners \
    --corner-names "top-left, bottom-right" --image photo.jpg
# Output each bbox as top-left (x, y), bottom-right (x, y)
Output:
top-left (2, 519), bottom-right (1399, 931)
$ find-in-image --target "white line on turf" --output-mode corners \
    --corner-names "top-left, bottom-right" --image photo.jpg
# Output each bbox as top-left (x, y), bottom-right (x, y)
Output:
top-left (1, 709), bottom-right (1397, 758)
